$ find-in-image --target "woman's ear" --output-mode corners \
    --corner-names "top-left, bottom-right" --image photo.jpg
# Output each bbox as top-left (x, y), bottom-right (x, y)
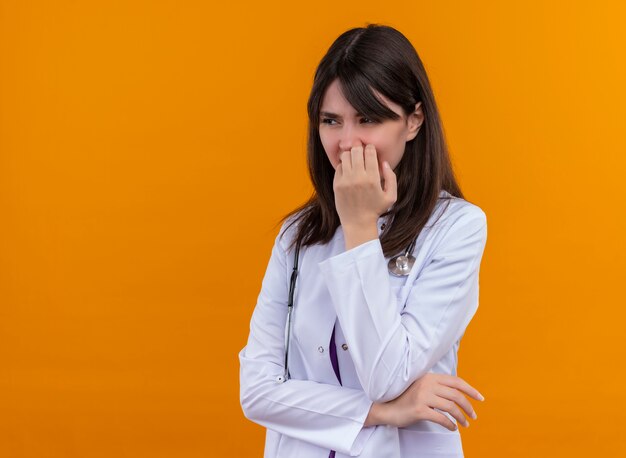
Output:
top-left (406, 102), bottom-right (424, 141)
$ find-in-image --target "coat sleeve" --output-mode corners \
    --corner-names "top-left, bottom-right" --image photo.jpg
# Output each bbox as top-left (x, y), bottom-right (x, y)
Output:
top-left (239, 222), bottom-right (376, 456)
top-left (317, 206), bottom-right (488, 403)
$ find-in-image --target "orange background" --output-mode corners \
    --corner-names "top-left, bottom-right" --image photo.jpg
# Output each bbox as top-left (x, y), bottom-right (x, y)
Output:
top-left (1, 1), bottom-right (625, 457)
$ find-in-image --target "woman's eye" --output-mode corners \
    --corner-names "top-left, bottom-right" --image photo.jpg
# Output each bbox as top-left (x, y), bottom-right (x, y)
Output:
top-left (320, 117), bottom-right (376, 125)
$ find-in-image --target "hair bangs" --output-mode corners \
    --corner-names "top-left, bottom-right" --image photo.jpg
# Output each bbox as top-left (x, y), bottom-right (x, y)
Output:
top-left (337, 67), bottom-right (400, 123)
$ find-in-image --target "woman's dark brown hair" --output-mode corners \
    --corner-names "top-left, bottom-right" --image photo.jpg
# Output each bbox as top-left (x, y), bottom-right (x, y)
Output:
top-left (278, 23), bottom-right (469, 258)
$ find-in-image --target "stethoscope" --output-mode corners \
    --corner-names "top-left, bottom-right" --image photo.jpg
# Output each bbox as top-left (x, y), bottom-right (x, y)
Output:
top-left (388, 237), bottom-right (418, 277)
top-left (280, 234), bottom-right (418, 382)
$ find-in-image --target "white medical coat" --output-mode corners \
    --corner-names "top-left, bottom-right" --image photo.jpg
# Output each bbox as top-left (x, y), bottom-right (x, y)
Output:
top-left (239, 190), bottom-right (488, 457)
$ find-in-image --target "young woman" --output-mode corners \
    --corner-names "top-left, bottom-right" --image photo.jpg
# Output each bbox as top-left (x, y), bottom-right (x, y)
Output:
top-left (239, 24), bottom-right (488, 458)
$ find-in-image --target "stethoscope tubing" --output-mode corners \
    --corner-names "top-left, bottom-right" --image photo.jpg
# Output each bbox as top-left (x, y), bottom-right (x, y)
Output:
top-left (283, 241), bottom-right (301, 381)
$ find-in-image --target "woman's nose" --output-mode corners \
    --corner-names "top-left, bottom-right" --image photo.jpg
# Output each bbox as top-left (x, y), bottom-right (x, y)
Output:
top-left (338, 129), bottom-right (364, 152)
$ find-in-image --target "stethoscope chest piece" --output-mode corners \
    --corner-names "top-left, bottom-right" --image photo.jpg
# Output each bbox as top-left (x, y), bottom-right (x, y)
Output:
top-left (388, 253), bottom-right (416, 277)
top-left (388, 236), bottom-right (418, 277)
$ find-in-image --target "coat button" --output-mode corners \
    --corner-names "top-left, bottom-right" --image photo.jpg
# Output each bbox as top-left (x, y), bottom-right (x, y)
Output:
top-left (318, 346), bottom-right (324, 353)
top-left (341, 343), bottom-right (349, 351)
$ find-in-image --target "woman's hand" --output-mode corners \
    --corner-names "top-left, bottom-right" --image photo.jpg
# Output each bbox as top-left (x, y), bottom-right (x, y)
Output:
top-left (370, 373), bottom-right (485, 431)
top-left (334, 144), bottom-right (397, 230)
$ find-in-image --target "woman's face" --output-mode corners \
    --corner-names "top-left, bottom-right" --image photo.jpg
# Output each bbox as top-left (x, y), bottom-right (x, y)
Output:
top-left (318, 78), bottom-right (423, 177)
